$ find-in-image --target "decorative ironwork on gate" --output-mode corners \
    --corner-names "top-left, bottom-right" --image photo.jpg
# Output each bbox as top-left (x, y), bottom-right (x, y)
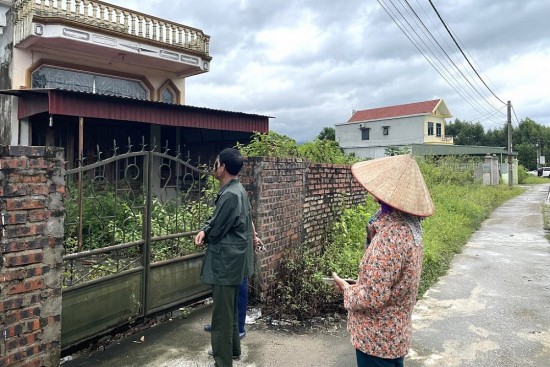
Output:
top-left (61, 138), bottom-right (217, 349)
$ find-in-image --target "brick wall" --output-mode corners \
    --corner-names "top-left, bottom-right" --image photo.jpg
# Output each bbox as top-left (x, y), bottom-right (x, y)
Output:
top-left (0, 146), bottom-right (65, 367)
top-left (302, 163), bottom-right (365, 251)
top-left (0, 150), bottom-right (363, 364)
top-left (241, 157), bottom-right (365, 299)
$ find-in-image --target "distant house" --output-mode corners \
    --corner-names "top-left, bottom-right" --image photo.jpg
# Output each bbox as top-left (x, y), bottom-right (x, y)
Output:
top-left (335, 99), bottom-right (454, 159)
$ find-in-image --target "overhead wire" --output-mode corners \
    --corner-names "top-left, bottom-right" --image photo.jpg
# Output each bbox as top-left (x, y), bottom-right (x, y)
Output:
top-left (428, 0), bottom-right (507, 106)
top-left (428, 1), bottom-right (505, 110)
top-left (469, 105), bottom-right (509, 129)
top-left (376, 0), bottom-right (509, 127)
top-left (399, 0), bottom-right (501, 116)
top-left (412, 0), bottom-right (506, 117)
top-left (376, 0), bottom-right (503, 126)
top-left (379, 0), bottom-right (505, 126)
top-left (511, 104), bottom-right (521, 126)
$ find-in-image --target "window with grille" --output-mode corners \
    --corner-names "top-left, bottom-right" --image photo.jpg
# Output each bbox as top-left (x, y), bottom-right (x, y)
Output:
top-left (161, 87), bottom-right (176, 104)
top-left (427, 122), bottom-right (434, 136)
top-left (31, 66), bottom-right (149, 100)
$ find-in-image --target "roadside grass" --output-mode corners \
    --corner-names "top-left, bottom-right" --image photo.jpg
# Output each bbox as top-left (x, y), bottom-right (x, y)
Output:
top-left (264, 160), bottom-right (526, 321)
top-left (321, 182), bottom-right (525, 298)
top-left (522, 174), bottom-right (550, 242)
top-left (541, 197), bottom-right (550, 242)
top-left (523, 175), bottom-right (550, 185)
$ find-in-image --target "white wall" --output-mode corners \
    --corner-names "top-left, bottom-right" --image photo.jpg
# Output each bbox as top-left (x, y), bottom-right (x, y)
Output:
top-left (335, 116), bottom-right (425, 159)
top-left (0, 2), bottom-right (10, 36)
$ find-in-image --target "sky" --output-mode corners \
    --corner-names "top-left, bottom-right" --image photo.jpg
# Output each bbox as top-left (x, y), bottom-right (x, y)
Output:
top-left (110, 0), bottom-right (550, 143)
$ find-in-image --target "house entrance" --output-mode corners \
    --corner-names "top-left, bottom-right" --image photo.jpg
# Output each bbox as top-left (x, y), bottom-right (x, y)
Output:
top-left (61, 142), bottom-right (216, 349)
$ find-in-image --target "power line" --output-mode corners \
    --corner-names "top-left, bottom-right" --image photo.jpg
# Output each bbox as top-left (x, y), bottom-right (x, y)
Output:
top-left (401, 0), bottom-right (500, 111)
top-left (412, 0), bottom-right (505, 114)
top-left (428, 0), bottom-right (507, 106)
top-left (468, 105), bottom-right (508, 128)
top-left (376, 0), bottom-right (505, 126)
top-left (511, 104), bottom-right (521, 126)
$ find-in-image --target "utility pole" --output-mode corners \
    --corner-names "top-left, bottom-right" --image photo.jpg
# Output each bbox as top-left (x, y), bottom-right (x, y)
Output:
top-left (507, 101), bottom-right (513, 187)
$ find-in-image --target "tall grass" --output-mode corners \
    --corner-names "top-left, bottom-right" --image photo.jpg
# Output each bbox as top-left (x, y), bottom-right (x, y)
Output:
top-left (264, 157), bottom-right (525, 321)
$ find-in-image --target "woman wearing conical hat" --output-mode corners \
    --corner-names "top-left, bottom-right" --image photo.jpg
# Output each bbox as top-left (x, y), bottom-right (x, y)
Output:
top-left (333, 154), bottom-right (434, 367)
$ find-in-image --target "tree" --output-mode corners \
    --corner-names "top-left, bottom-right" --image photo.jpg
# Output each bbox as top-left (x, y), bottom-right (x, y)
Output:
top-left (446, 119), bottom-right (485, 145)
top-left (515, 142), bottom-right (537, 171)
top-left (484, 125), bottom-right (507, 147)
top-left (317, 127), bottom-right (335, 141)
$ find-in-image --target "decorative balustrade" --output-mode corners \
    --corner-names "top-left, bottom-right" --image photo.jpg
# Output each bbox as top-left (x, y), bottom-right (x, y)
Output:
top-left (424, 135), bottom-right (454, 144)
top-left (13, 0), bottom-right (210, 55)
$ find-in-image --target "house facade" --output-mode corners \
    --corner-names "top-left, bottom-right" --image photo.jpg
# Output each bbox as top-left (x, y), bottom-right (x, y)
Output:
top-left (0, 0), bottom-right (269, 167)
top-left (335, 99), bottom-right (453, 159)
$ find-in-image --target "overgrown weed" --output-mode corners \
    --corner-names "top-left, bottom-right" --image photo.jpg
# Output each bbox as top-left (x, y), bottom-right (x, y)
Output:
top-left (264, 156), bottom-right (525, 322)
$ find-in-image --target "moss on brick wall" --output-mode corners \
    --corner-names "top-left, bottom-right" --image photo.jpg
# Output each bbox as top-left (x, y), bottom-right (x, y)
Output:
top-left (242, 157), bottom-right (365, 300)
top-left (0, 146), bottom-right (65, 367)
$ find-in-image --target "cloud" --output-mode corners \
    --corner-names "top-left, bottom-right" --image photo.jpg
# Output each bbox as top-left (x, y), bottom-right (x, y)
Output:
top-left (110, 0), bottom-right (550, 142)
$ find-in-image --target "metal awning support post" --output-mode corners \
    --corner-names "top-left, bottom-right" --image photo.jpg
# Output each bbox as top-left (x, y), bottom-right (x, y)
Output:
top-left (78, 116), bottom-right (84, 250)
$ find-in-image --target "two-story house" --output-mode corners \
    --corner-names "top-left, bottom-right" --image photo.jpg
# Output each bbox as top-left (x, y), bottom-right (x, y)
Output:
top-left (335, 99), bottom-right (454, 159)
top-left (0, 0), bottom-right (269, 167)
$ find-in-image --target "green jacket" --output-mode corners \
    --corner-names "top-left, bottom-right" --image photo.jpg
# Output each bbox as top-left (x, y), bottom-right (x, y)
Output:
top-left (200, 179), bottom-right (254, 286)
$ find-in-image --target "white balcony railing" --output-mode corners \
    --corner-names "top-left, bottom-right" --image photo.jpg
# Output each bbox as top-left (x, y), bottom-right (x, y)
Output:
top-left (424, 135), bottom-right (454, 144)
top-left (13, 0), bottom-right (210, 56)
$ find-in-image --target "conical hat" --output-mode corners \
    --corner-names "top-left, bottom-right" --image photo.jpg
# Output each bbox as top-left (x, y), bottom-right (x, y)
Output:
top-left (351, 155), bottom-right (435, 217)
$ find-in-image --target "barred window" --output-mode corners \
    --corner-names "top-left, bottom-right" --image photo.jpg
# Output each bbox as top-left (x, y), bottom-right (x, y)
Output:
top-left (161, 87), bottom-right (176, 104)
top-left (31, 66), bottom-right (148, 100)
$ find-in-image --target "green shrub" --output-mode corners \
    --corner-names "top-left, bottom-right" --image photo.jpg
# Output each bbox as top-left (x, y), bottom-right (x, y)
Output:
top-left (263, 246), bottom-right (343, 322)
top-left (64, 175), bottom-right (217, 261)
top-left (517, 165), bottom-right (528, 184)
top-left (297, 139), bottom-right (358, 164)
top-left (263, 156), bottom-right (525, 321)
top-left (237, 131), bottom-right (357, 164)
top-left (236, 131), bottom-right (300, 158)
top-left (318, 198), bottom-right (377, 279)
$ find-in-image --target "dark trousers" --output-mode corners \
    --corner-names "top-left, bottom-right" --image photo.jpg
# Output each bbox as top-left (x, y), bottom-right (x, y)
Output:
top-left (211, 284), bottom-right (240, 367)
top-left (356, 349), bottom-right (404, 367)
top-left (238, 277), bottom-right (248, 334)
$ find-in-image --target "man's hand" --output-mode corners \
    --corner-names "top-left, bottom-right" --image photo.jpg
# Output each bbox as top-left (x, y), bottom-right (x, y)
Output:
top-left (253, 233), bottom-right (267, 253)
top-left (195, 230), bottom-right (206, 247)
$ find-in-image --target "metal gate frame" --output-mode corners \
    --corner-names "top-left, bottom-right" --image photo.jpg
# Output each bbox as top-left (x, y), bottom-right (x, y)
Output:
top-left (61, 146), bottom-right (215, 349)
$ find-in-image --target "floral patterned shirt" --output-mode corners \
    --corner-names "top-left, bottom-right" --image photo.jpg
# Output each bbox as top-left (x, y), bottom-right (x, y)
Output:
top-left (343, 210), bottom-right (423, 359)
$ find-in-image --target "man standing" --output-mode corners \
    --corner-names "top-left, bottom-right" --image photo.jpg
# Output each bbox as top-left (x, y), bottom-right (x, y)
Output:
top-left (195, 148), bottom-right (254, 367)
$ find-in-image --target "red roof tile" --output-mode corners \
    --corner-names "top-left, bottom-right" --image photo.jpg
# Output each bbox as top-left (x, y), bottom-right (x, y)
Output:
top-left (349, 99), bottom-right (442, 123)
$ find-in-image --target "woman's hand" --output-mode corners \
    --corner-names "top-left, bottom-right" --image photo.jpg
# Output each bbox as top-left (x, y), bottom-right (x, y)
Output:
top-left (332, 272), bottom-right (350, 294)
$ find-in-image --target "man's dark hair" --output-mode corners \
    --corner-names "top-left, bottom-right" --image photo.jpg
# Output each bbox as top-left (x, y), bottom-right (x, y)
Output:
top-left (218, 148), bottom-right (243, 175)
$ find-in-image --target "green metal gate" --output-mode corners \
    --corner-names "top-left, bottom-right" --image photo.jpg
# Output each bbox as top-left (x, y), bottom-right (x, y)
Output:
top-left (61, 145), bottom-right (216, 349)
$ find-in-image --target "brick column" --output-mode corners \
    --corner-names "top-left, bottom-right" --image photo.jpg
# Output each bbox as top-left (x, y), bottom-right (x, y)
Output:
top-left (0, 146), bottom-right (65, 367)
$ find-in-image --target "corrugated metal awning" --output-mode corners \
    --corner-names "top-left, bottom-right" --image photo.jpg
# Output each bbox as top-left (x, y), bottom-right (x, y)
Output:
top-left (1, 89), bottom-right (270, 133)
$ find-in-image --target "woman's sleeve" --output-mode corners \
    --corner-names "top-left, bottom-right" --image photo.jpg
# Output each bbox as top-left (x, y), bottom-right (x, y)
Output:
top-left (343, 226), bottom-right (405, 312)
